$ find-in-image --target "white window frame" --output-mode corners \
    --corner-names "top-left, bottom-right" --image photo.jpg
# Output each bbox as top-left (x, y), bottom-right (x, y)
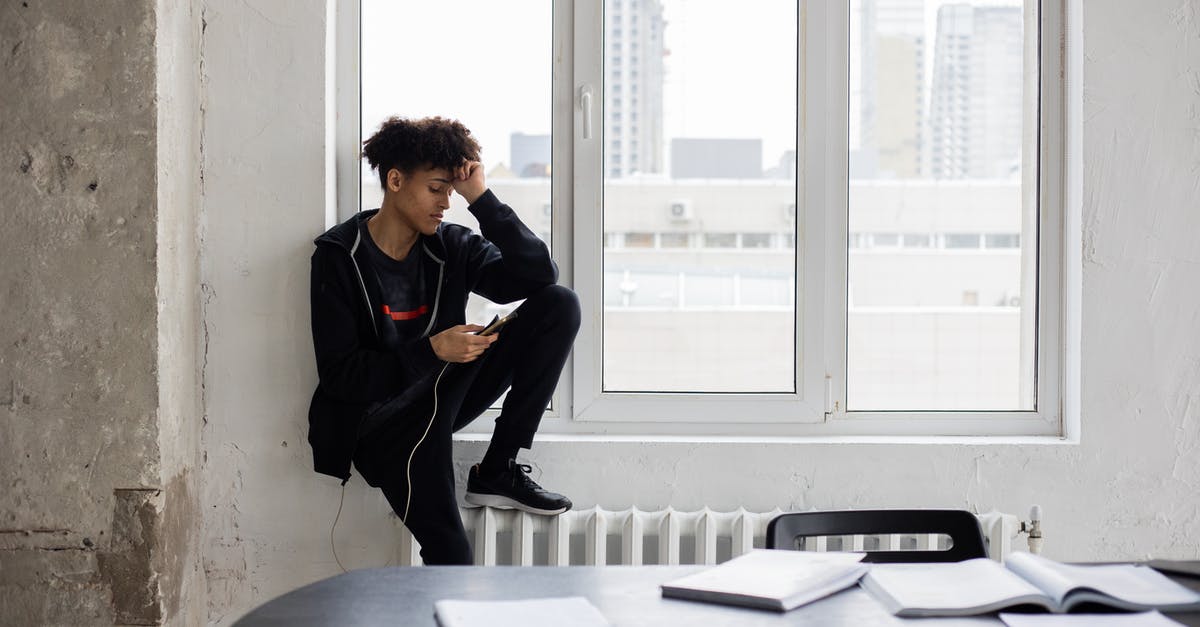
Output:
top-left (340, 0), bottom-right (1078, 438)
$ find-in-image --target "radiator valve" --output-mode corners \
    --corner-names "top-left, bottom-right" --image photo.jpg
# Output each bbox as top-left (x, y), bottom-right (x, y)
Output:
top-left (1019, 504), bottom-right (1043, 554)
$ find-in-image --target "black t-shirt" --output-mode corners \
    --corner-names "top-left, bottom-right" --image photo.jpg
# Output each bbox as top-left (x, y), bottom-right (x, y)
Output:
top-left (360, 221), bottom-right (430, 351)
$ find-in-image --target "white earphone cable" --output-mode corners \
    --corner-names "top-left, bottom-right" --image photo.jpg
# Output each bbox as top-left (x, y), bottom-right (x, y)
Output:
top-left (331, 363), bottom-right (451, 572)
top-left (330, 482), bottom-right (348, 573)
top-left (401, 362), bottom-right (452, 523)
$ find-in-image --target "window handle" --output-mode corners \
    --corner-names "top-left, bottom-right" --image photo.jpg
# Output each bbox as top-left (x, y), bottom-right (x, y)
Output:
top-left (579, 85), bottom-right (594, 140)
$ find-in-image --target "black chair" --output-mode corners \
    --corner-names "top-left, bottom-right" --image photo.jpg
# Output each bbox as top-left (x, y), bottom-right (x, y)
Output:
top-left (766, 509), bottom-right (988, 563)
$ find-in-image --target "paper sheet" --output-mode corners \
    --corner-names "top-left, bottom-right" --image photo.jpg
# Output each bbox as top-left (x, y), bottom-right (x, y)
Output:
top-left (434, 596), bottom-right (610, 627)
top-left (1000, 611), bottom-right (1182, 627)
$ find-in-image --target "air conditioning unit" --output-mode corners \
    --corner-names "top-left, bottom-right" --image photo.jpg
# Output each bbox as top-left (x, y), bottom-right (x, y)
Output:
top-left (668, 199), bottom-right (693, 221)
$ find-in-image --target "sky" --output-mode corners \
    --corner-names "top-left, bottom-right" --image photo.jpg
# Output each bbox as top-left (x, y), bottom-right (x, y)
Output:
top-left (361, 0), bottom-right (1028, 174)
top-left (361, 1), bottom-right (553, 172)
top-left (361, 0), bottom-right (797, 170)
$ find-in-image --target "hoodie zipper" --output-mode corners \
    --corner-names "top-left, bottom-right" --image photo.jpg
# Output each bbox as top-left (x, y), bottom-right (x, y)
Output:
top-left (348, 229), bottom-right (379, 338)
top-left (348, 230), bottom-right (447, 340)
top-left (420, 243), bottom-right (445, 339)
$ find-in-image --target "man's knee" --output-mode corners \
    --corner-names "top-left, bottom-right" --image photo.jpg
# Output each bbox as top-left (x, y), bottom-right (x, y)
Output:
top-left (530, 284), bottom-right (580, 332)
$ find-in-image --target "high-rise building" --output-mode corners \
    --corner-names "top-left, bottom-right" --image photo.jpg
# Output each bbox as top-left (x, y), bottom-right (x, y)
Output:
top-left (876, 0), bottom-right (925, 179)
top-left (510, 132), bottom-right (551, 178)
top-left (764, 150), bottom-right (797, 181)
top-left (928, 5), bottom-right (1024, 180)
top-left (877, 33), bottom-right (924, 178)
top-left (605, 0), bottom-right (666, 178)
top-left (852, 0), bottom-right (926, 179)
top-left (850, 0), bottom-right (879, 178)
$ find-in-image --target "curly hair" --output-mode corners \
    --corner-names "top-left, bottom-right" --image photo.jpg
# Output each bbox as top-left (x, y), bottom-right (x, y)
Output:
top-left (361, 116), bottom-right (482, 189)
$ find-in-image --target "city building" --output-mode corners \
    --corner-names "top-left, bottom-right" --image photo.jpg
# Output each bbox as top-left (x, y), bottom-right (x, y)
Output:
top-left (853, 0), bottom-right (926, 179)
top-left (605, 0), bottom-right (666, 178)
top-left (467, 177), bottom-right (1027, 403)
top-left (928, 5), bottom-right (1025, 179)
top-left (509, 132), bottom-right (551, 178)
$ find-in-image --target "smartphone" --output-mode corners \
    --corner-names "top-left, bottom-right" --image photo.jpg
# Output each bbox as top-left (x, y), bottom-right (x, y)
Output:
top-left (478, 311), bottom-right (517, 336)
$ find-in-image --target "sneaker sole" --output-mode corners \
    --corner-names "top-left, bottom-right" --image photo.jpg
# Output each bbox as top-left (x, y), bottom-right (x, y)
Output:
top-left (463, 492), bottom-right (570, 516)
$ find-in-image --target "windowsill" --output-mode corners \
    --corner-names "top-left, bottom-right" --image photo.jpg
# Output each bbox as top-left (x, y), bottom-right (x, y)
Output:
top-left (453, 433), bottom-right (1077, 446)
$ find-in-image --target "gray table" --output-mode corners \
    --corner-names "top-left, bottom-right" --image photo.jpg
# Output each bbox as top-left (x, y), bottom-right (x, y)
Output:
top-left (234, 565), bottom-right (1200, 626)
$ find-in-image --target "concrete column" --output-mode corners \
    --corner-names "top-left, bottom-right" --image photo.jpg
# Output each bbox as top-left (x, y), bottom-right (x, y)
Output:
top-left (0, 1), bottom-right (203, 624)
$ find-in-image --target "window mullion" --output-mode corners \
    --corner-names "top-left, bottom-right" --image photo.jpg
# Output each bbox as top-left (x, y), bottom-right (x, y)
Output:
top-left (548, 0), bottom-right (576, 423)
top-left (811, 0), bottom-right (850, 418)
top-left (570, 0), bottom-right (605, 421)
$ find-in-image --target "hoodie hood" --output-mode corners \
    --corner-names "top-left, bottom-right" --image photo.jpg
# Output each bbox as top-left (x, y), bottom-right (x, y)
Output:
top-left (315, 208), bottom-right (449, 262)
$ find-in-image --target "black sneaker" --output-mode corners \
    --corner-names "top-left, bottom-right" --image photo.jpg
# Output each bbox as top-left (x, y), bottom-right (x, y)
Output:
top-left (464, 460), bottom-right (573, 515)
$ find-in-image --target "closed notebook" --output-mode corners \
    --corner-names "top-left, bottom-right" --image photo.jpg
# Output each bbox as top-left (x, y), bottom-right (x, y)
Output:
top-left (660, 549), bottom-right (868, 612)
top-left (861, 552), bottom-right (1200, 618)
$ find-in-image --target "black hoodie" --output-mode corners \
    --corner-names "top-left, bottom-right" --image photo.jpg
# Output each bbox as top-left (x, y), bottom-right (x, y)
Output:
top-left (308, 190), bottom-right (557, 482)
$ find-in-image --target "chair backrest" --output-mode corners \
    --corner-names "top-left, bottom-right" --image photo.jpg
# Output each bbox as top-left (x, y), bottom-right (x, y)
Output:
top-left (766, 509), bottom-right (988, 563)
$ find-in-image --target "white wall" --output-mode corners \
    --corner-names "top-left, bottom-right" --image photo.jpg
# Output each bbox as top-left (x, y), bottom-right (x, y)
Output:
top-left (197, 2), bottom-right (383, 624)
top-left (200, 0), bottom-right (1200, 623)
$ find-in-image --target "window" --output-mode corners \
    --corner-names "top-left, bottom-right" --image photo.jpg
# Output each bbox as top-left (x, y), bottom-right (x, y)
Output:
top-left (944, 233), bottom-right (983, 249)
top-left (871, 233), bottom-right (901, 248)
top-left (350, 0), bottom-right (1068, 436)
top-left (741, 233), bottom-right (773, 249)
top-left (659, 232), bottom-right (690, 248)
top-left (357, 0), bottom-right (551, 346)
top-left (985, 233), bottom-right (1021, 249)
top-left (623, 232), bottom-right (655, 248)
top-left (702, 233), bottom-right (739, 249)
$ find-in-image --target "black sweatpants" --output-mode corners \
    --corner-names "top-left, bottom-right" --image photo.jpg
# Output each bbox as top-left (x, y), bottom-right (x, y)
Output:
top-left (352, 284), bottom-right (580, 565)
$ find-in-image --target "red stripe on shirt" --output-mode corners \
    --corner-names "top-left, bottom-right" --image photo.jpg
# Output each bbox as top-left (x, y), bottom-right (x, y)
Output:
top-left (382, 304), bottom-right (428, 321)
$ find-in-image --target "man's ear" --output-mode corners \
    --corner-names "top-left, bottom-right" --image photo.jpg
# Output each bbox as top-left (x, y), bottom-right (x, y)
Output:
top-left (387, 168), bottom-right (405, 192)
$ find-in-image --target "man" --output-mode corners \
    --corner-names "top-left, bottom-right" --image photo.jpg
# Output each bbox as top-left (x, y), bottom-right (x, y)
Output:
top-left (308, 116), bottom-right (579, 565)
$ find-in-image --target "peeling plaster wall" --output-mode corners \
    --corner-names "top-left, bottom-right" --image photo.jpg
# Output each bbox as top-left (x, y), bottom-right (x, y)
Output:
top-left (0, 1), bottom-right (160, 624)
top-left (199, 0), bottom-right (1200, 623)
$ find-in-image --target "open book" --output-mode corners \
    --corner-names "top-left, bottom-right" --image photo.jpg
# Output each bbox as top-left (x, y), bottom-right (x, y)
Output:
top-left (660, 549), bottom-right (868, 612)
top-left (861, 552), bottom-right (1200, 617)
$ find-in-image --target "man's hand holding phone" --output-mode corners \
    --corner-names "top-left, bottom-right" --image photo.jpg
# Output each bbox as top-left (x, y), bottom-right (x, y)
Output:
top-left (429, 313), bottom-right (515, 363)
top-left (430, 324), bottom-right (497, 363)
top-left (477, 312), bottom-right (516, 337)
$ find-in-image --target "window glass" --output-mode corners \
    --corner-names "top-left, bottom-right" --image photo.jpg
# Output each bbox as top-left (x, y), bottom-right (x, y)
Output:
top-left (361, 0), bottom-right (551, 329)
top-left (847, 0), bottom-right (1037, 411)
top-left (602, 0), bottom-right (798, 393)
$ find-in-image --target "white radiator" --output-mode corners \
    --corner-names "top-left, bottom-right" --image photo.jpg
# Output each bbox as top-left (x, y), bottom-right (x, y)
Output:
top-left (393, 506), bottom-right (1041, 567)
